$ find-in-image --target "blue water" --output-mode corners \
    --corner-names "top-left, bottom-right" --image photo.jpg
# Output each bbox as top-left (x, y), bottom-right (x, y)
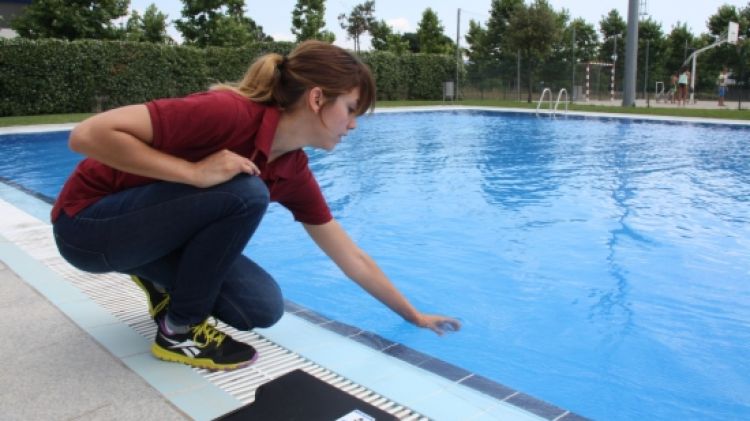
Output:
top-left (2, 111), bottom-right (749, 420)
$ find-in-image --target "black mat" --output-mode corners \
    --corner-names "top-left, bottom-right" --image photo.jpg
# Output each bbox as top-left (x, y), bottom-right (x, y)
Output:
top-left (215, 369), bottom-right (400, 421)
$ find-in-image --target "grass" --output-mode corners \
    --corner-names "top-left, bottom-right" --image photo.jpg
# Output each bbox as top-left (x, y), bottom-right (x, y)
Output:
top-left (2, 99), bottom-right (750, 127)
top-left (0, 113), bottom-right (93, 128)
top-left (378, 99), bottom-right (750, 120)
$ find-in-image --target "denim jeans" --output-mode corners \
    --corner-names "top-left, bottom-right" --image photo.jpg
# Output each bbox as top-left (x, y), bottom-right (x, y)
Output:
top-left (53, 175), bottom-right (284, 330)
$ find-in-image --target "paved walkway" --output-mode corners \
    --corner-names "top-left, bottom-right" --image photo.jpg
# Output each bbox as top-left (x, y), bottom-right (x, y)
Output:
top-left (579, 98), bottom-right (750, 110)
top-left (0, 260), bottom-right (188, 421)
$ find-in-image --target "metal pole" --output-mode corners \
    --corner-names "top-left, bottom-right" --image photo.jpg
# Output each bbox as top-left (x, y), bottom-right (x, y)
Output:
top-left (622, 0), bottom-right (640, 106)
top-left (456, 8), bottom-right (460, 101)
top-left (739, 42), bottom-right (744, 110)
top-left (571, 26), bottom-right (576, 99)
top-left (612, 36), bottom-right (617, 101)
top-left (644, 39), bottom-right (650, 107)
top-left (517, 49), bottom-right (521, 101)
top-left (690, 54), bottom-right (697, 104)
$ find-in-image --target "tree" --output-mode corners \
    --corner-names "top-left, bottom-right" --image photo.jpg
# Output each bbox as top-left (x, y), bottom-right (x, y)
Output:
top-left (707, 4), bottom-right (741, 37)
top-left (485, 0), bottom-right (524, 62)
top-left (503, 0), bottom-right (562, 101)
top-left (664, 22), bottom-right (695, 71)
top-left (703, 4), bottom-right (749, 92)
top-left (464, 20), bottom-right (495, 97)
top-left (338, 0), bottom-right (375, 53)
top-left (369, 19), bottom-right (391, 51)
top-left (10, 0), bottom-right (128, 40)
top-left (598, 9), bottom-right (627, 84)
top-left (175, 0), bottom-right (270, 47)
top-left (401, 32), bottom-right (420, 53)
top-left (122, 4), bottom-right (171, 43)
top-left (416, 8), bottom-right (453, 54)
top-left (637, 18), bottom-right (666, 96)
top-left (564, 18), bottom-right (598, 63)
top-left (475, 0), bottom-right (524, 92)
top-left (291, 0), bottom-right (335, 42)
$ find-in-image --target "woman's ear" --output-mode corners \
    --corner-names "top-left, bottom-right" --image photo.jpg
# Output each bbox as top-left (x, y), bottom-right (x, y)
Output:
top-left (307, 87), bottom-right (324, 113)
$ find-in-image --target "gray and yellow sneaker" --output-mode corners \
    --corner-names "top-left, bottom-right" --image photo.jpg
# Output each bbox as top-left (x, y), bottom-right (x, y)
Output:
top-left (152, 317), bottom-right (258, 370)
top-left (130, 275), bottom-right (169, 323)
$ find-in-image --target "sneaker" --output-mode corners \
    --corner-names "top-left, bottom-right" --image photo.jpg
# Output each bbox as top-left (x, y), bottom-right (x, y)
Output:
top-left (152, 317), bottom-right (258, 370)
top-left (131, 275), bottom-right (169, 322)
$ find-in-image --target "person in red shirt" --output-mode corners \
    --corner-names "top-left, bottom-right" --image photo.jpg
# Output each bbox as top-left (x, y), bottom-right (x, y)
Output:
top-left (52, 41), bottom-right (460, 371)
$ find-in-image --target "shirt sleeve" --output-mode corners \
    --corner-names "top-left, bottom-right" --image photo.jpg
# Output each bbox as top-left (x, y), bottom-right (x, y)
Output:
top-left (146, 91), bottom-right (252, 155)
top-left (276, 156), bottom-right (333, 225)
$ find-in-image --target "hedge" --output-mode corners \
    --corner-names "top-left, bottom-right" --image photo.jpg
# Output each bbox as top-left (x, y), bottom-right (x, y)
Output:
top-left (0, 38), bottom-right (455, 116)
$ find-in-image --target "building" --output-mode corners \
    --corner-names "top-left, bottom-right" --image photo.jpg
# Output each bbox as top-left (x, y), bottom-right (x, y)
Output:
top-left (0, 0), bottom-right (32, 38)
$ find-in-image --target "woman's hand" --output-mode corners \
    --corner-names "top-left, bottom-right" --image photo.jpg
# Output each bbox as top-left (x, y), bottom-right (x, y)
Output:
top-left (191, 149), bottom-right (260, 188)
top-left (414, 313), bottom-right (462, 336)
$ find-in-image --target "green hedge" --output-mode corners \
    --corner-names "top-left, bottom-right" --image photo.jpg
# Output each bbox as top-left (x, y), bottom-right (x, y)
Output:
top-left (0, 39), bottom-right (454, 116)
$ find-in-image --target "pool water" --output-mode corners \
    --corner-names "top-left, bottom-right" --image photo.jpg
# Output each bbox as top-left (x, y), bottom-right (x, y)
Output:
top-left (1, 111), bottom-right (749, 420)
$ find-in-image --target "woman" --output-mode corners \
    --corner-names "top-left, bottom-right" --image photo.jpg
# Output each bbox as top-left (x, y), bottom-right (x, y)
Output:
top-left (52, 41), bottom-right (461, 371)
top-left (678, 67), bottom-right (690, 106)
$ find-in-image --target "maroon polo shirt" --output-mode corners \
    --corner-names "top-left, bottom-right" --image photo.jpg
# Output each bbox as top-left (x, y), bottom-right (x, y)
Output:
top-left (51, 90), bottom-right (333, 225)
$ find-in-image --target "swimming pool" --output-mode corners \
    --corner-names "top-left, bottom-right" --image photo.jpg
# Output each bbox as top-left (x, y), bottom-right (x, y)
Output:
top-left (1, 110), bottom-right (749, 420)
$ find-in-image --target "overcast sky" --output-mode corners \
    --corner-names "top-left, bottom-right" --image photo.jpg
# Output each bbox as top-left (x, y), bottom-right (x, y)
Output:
top-left (127, 0), bottom-right (747, 48)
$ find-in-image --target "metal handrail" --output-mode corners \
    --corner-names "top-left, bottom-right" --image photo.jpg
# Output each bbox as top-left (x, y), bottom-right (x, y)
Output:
top-left (554, 88), bottom-right (569, 114)
top-left (536, 88), bottom-right (553, 115)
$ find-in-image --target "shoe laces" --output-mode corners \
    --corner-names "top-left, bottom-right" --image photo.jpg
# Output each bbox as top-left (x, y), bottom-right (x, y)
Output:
top-left (153, 295), bottom-right (170, 315)
top-left (190, 319), bottom-right (226, 348)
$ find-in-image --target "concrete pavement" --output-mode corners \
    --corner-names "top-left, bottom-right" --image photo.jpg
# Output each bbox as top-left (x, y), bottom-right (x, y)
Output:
top-left (0, 260), bottom-right (188, 421)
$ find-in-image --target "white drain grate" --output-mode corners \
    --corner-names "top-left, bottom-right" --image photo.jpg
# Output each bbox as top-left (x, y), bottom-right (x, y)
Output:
top-left (0, 198), bottom-right (428, 420)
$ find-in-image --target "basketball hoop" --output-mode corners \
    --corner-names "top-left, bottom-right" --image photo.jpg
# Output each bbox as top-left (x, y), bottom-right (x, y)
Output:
top-left (728, 21), bottom-right (739, 45)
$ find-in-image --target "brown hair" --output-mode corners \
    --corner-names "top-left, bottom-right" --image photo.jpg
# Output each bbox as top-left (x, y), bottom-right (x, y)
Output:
top-left (212, 40), bottom-right (375, 115)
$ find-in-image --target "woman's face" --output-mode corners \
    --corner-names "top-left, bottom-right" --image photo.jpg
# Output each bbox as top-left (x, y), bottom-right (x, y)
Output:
top-left (316, 88), bottom-right (360, 151)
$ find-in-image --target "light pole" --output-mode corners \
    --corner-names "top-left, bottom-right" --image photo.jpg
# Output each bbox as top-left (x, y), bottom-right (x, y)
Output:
top-left (607, 34), bottom-right (622, 102)
top-left (622, 0), bottom-right (640, 107)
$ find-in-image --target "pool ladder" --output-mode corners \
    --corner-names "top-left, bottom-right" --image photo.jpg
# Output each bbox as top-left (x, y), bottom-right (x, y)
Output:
top-left (535, 88), bottom-right (569, 117)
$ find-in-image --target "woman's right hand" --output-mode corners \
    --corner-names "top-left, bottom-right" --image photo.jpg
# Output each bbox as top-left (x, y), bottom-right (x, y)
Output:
top-left (191, 149), bottom-right (260, 188)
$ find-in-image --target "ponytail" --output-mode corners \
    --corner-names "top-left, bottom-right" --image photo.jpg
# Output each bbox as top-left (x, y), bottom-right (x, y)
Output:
top-left (212, 41), bottom-right (375, 115)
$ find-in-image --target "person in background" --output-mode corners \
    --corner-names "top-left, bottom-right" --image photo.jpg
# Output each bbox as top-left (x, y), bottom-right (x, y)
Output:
top-left (678, 67), bottom-right (690, 106)
top-left (718, 66), bottom-right (729, 107)
top-left (669, 72), bottom-right (679, 104)
top-left (52, 41), bottom-right (461, 371)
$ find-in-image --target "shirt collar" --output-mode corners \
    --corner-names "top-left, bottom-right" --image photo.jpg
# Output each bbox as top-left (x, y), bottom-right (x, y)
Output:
top-left (253, 105), bottom-right (298, 179)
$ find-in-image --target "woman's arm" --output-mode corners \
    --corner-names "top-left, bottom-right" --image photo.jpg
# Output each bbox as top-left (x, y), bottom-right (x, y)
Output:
top-left (303, 219), bottom-right (461, 335)
top-left (69, 104), bottom-right (258, 187)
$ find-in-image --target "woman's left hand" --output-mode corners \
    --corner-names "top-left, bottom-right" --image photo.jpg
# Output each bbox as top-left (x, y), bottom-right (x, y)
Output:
top-left (415, 313), bottom-right (462, 336)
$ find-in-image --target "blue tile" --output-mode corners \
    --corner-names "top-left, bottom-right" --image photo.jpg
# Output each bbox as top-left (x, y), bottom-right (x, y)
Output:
top-left (322, 319), bottom-right (362, 337)
top-left (169, 383), bottom-right (242, 421)
top-left (365, 364), bottom-right (455, 406)
top-left (295, 309), bottom-right (331, 325)
top-left (476, 402), bottom-right (547, 421)
top-left (408, 388), bottom-right (487, 420)
top-left (349, 330), bottom-right (396, 351)
top-left (383, 343), bottom-right (433, 366)
top-left (558, 412), bottom-right (592, 421)
top-left (507, 392), bottom-right (567, 420)
top-left (259, 313), bottom-right (340, 352)
top-left (417, 357), bottom-right (472, 382)
top-left (460, 374), bottom-right (516, 400)
top-left (282, 299), bottom-right (306, 314)
top-left (0, 242), bottom-right (87, 304)
top-left (87, 322), bottom-right (151, 358)
top-left (56, 298), bottom-right (122, 329)
top-left (122, 352), bottom-right (213, 396)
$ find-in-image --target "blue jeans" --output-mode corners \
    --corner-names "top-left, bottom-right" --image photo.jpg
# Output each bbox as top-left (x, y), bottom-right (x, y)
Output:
top-left (53, 175), bottom-right (283, 330)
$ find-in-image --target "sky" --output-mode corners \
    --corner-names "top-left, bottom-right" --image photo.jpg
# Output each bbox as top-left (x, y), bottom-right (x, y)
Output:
top-left (128, 0), bottom-right (748, 48)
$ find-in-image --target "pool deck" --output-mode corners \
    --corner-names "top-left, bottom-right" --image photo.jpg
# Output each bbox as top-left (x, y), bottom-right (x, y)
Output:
top-left (1, 189), bottom-right (567, 421)
top-left (0, 120), bottom-right (591, 421)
